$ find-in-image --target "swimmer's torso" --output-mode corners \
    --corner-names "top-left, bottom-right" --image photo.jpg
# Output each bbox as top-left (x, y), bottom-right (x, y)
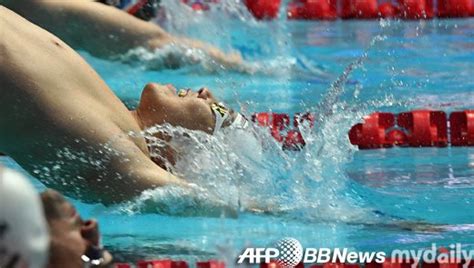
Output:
top-left (0, 7), bottom-right (150, 201)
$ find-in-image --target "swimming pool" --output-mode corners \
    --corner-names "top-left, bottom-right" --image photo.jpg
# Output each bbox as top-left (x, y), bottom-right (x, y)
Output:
top-left (1, 4), bottom-right (473, 264)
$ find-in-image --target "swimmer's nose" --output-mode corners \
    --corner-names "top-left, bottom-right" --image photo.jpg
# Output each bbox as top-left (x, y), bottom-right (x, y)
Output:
top-left (198, 88), bottom-right (213, 101)
top-left (81, 219), bottom-right (100, 246)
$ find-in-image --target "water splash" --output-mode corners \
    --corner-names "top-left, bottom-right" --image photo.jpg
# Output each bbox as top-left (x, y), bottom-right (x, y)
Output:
top-left (117, 45), bottom-right (306, 75)
top-left (158, 0), bottom-right (256, 33)
top-left (32, 3), bottom-right (411, 225)
top-left (114, 31), bottom-right (405, 224)
top-left (113, 0), bottom-right (332, 79)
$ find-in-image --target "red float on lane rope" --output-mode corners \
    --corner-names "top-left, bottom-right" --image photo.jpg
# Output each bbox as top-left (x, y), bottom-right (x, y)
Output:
top-left (397, 110), bottom-right (448, 147)
top-left (196, 260), bottom-right (226, 268)
top-left (450, 110), bottom-right (474, 146)
top-left (245, 0), bottom-right (282, 19)
top-left (180, 0), bottom-right (474, 19)
top-left (366, 258), bottom-right (415, 268)
top-left (341, 0), bottom-right (380, 19)
top-left (137, 260), bottom-right (189, 268)
top-left (348, 109), bottom-right (474, 149)
top-left (398, 0), bottom-right (434, 19)
top-left (348, 112), bottom-right (396, 149)
top-left (252, 112), bottom-right (290, 142)
top-left (310, 263), bottom-right (361, 268)
top-left (287, 0), bottom-right (338, 20)
top-left (115, 264), bottom-right (132, 268)
top-left (437, 0), bottom-right (472, 17)
top-left (378, 2), bottom-right (400, 18)
top-left (283, 130), bottom-right (306, 150)
top-left (423, 259), bottom-right (463, 268)
top-left (125, 0), bottom-right (149, 16)
top-left (386, 129), bottom-right (408, 146)
top-left (294, 112), bottom-right (316, 128)
top-left (261, 262), bottom-right (306, 268)
top-left (252, 112), bottom-right (315, 150)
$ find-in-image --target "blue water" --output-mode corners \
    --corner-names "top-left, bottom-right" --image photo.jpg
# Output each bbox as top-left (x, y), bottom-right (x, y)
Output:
top-left (2, 5), bottom-right (474, 264)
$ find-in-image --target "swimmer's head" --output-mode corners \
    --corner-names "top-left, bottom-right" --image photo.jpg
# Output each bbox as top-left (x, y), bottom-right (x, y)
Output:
top-left (134, 83), bottom-right (245, 134)
top-left (40, 190), bottom-right (113, 268)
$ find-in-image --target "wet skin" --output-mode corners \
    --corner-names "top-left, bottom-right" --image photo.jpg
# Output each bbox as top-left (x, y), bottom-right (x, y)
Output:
top-left (40, 189), bottom-right (113, 268)
top-left (0, 0), bottom-right (243, 70)
top-left (0, 7), bottom-right (232, 208)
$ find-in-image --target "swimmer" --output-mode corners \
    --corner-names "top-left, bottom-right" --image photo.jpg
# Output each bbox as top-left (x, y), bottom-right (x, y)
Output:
top-left (40, 189), bottom-right (114, 268)
top-left (0, 6), bottom-right (244, 214)
top-left (0, 166), bottom-right (49, 268)
top-left (0, 0), bottom-right (244, 71)
top-left (0, 166), bottom-right (113, 267)
top-left (0, 11), bottom-right (461, 231)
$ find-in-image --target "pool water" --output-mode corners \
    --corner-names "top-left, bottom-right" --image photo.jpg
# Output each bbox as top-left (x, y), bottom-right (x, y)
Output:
top-left (2, 2), bottom-right (474, 264)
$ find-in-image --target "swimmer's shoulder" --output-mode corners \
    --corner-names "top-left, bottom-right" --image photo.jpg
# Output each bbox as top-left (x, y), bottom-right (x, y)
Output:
top-left (0, 6), bottom-right (70, 74)
top-left (0, 4), bottom-right (26, 23)
top-left (0, 6), bottom-right (21, 69)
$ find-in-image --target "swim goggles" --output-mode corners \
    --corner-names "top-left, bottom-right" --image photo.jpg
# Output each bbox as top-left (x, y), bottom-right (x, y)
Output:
top-left (177, 89), bottom-right (249, 134)
top-left (211, 102), bottom-right (249, 135)
top-left (178, 89), bottom-right (189, 98)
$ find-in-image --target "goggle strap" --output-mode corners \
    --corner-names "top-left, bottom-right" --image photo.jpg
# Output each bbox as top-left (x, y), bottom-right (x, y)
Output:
top-left (212, 103), bottom-right (230, 135)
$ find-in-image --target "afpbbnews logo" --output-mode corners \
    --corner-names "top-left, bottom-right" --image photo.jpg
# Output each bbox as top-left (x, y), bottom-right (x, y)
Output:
top-left (237, 238), bottom-right (474, 268)
top-left (237, 238), bottom-right (385, 267)
top-left (301, 248), bottom-right (386, 263)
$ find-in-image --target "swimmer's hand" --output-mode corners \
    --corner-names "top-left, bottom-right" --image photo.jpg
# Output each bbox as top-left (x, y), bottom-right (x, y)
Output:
top-left (152, 36), bottom-right (250, 73)
top-left (130, 183), bottom-right (238, 218)
top-left (390, 221), bottom-right (446, 233)
top-left (238, 204), bottom-right (446, 233)
top-left (177, 37), bottom-right (244, 71)
top-left (185, 183), bottom-right (239, 218)
top-left (354, 220), bottom-right (446, 234)
top-left (238, 199), bottom-right (290, 216)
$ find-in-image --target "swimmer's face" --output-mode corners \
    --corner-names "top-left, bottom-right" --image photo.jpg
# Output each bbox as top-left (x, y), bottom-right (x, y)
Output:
top-left (40, 190), bottom-right (112, 268)
top-left (136, 83), bottom-right (219, 133)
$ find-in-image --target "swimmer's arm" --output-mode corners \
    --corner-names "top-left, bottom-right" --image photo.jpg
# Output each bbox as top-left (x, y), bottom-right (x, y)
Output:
top-left (5, 0), bottom-right (167, 57)
top-left (122, 164), bottom-right (239, 217)
top-left (100, 139), bottom-right (238, 217)
top-left (7, 0), bottom-right (244, 70)
top-left (134, 167), bottom-right (238, 218)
